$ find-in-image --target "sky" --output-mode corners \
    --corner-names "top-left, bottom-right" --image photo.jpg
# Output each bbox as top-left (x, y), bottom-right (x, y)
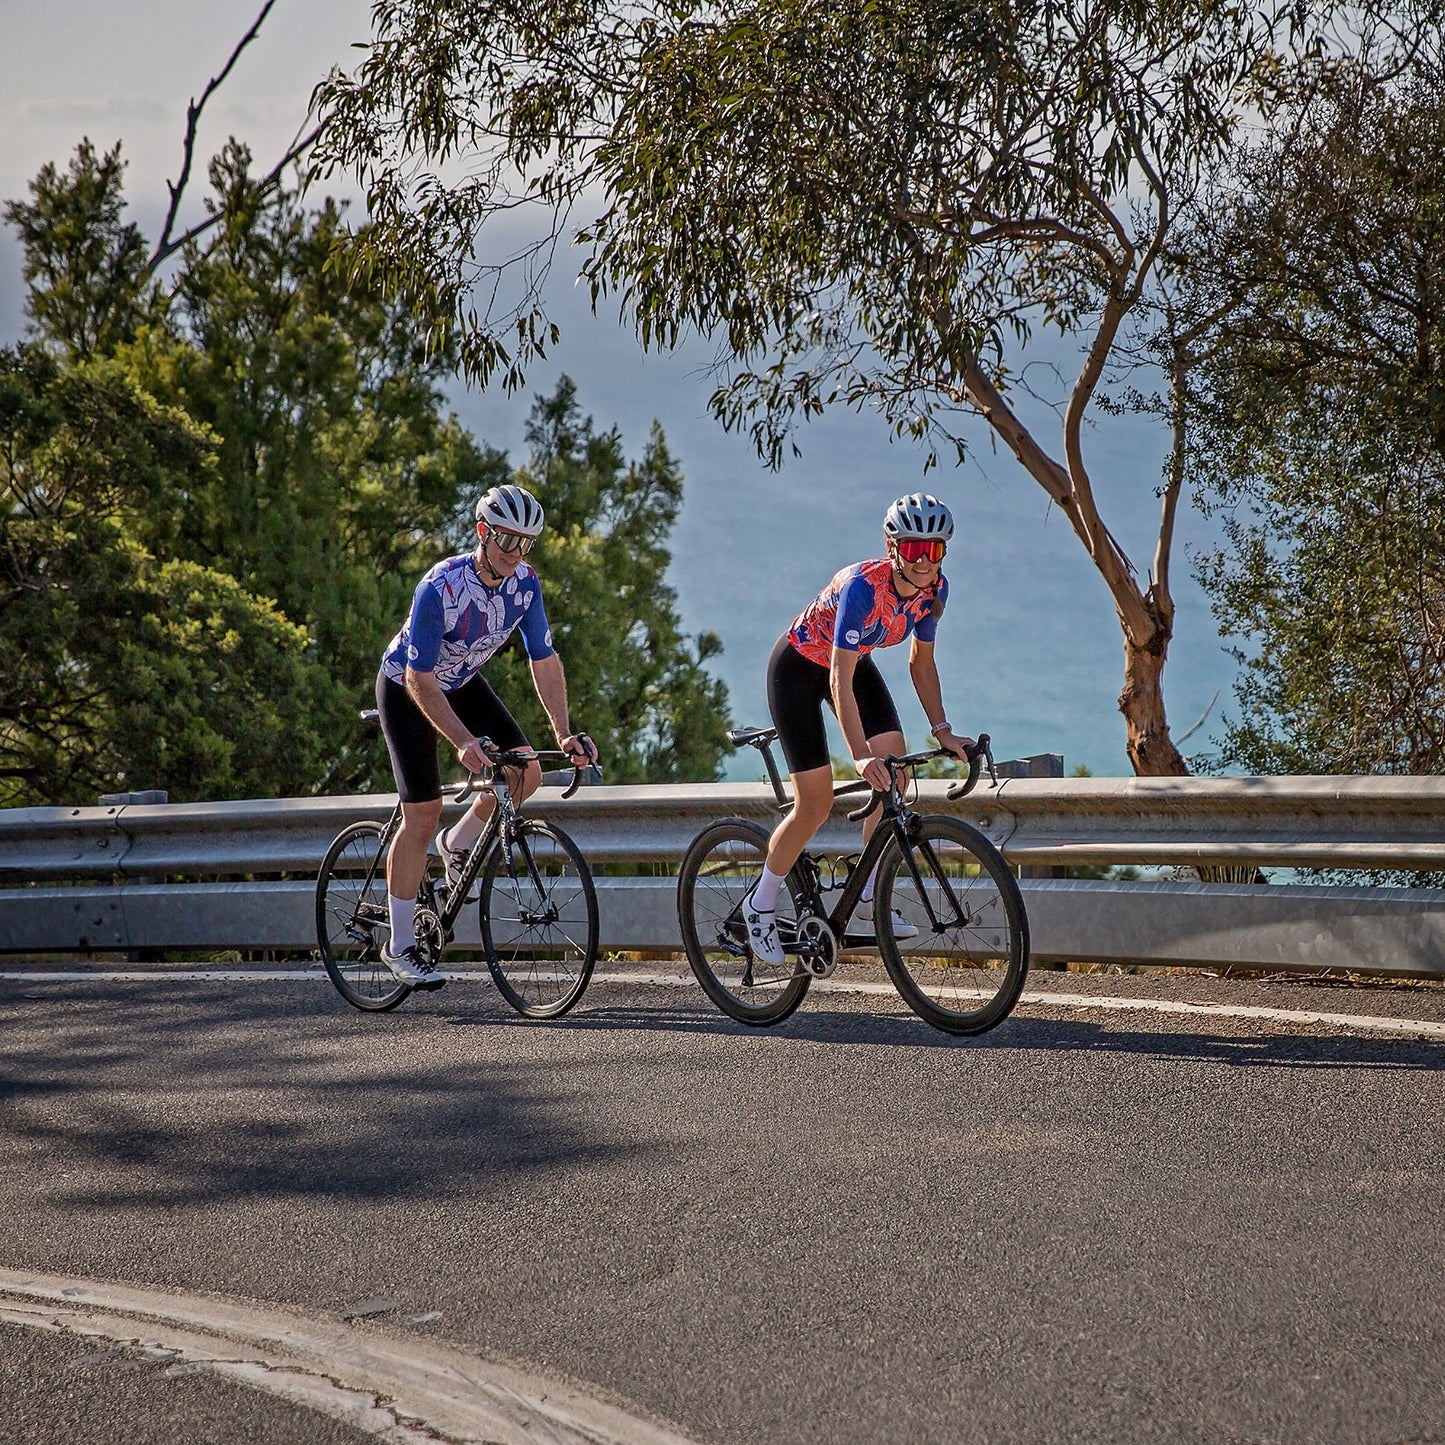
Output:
top-left (0, 0), bottom-right (1242, 781)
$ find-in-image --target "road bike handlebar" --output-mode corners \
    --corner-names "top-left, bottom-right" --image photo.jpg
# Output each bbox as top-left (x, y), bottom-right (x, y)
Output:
top-left (452, 736), bottom-right (600, 802)
top-left (843, 733), bottom-right (996, 822)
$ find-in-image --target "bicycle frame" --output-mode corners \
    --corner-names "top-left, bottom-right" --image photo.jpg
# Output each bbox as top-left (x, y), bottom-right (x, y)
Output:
top-left (357, 748), bottom-right (588, 939)
top-left (739, 729), bottom-right (996, 958)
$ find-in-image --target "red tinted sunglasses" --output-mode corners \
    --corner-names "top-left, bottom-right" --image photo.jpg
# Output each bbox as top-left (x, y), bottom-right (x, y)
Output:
top-left (895, 537), bottom-right (946, 564)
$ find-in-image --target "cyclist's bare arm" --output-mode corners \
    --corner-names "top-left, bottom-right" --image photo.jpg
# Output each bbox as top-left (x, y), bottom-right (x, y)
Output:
top-left (529, 653), bottom-right (597, 764)
top-left (404, 666), bottom-right (490, 773)
top-left (829, 648), bottom-right (889, 791)
top-left (907, 639), bottom-right (974, 760)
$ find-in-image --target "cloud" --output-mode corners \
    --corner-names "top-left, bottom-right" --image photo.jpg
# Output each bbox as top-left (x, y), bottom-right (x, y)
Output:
top-left (25, 98), bottom-right (170, 127)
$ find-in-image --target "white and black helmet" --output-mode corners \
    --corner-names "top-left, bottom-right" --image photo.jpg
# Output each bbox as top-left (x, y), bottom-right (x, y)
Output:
top-left (883, 492), bottom-right (954, 542)
top-left (475, 483), bottom-right (545, 537)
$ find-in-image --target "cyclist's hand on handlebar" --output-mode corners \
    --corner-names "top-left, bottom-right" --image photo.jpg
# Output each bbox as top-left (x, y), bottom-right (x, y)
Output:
top-left (560, 731), bottom-right (598, 767)
top-left (933, 725), bottom-right (977, 761)
top-left (457, 736), bottom-right (495, 774)
top-left (854, 754), bottom-right (890, 791)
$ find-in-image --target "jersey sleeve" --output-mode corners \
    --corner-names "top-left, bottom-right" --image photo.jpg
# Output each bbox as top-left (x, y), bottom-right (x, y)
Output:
top-left (516, 576), bottom-right (556, 661)
top-left (831, 572), bottom-right (878, 651)
top-left (403, 577), bottom-right (446, 673)
top-left (914, 573), bottom-right (948, 643)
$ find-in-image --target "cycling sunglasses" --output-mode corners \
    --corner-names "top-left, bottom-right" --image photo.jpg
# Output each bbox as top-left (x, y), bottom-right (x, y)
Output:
top-left (488, 527), bottom-right (536, 556)
top-left (894, 537), bottom-right (947, 564)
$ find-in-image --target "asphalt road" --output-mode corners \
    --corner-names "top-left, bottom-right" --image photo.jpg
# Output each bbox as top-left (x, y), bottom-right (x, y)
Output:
top-left (3, 966), bottom-right (1444, 1444)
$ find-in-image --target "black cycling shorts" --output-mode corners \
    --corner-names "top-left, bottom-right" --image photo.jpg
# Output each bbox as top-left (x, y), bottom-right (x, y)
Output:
top-left (765, 635), bottom-right (902, 775)
top-left (375, 671), bottom-right (528, 803)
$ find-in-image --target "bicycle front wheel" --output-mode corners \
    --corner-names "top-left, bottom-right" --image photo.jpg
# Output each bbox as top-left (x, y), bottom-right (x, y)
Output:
top-left (875, 816), bottom-right (1029, 1036)
top-left (480, 820), bottom-right (598, 1018)
top-left (316, 821), bottom-right (411, 1012)
top-left (676, 818), bottom-right (809, 1026)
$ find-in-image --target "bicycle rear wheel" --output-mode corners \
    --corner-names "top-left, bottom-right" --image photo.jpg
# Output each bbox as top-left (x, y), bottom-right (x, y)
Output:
top-left (676, 818), bottom-right (809, 1026)
top-left (316, 821), bottom-right (411, 1012)
top-left (480, 820), bottom-right (598, 1018)
top-left (875, 816), bottom-right (1029, 1035)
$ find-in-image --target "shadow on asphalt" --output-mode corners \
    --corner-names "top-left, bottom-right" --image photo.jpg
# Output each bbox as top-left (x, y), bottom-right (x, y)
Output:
top-left (1, 979), bottom-right (1440, 1216)
top-left (509, 995), bottom-right (1445, 1071)
top-left (0, 983), bottom-right (653, 1206)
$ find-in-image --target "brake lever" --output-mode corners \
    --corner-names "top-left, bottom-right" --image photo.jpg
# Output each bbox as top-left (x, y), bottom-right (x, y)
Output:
top-left (946, 732), bottom-right (994, 800)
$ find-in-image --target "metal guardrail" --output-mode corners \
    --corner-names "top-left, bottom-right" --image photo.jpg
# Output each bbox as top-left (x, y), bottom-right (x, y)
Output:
top-left (4, 776), bottom-right (1445, 977)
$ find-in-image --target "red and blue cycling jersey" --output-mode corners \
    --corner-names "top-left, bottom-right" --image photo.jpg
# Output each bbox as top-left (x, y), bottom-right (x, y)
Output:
top-left (380, 553), bottom-right (554, 691)
top-left (787, 557), bottom-right (946, 667)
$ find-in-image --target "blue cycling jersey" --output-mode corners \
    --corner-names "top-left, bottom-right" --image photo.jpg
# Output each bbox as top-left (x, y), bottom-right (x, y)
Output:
top-left (380, 553), bottom-right (555, 691)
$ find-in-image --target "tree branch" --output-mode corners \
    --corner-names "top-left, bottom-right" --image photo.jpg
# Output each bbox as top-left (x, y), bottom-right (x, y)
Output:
top-left (149, 0), bottom-right (280, 269)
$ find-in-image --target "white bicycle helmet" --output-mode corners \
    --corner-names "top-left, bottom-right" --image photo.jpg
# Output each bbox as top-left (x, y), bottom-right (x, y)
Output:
top-left (883, 492), bottom-right (954, 541)
top-left (475, 483), bottom-right (545, 537)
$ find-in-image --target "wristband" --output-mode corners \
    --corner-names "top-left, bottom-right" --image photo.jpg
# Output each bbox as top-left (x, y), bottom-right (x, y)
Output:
top-left (930, 721), bottom-right (954, 737)
top-left (854, 756), bottom-right (877, 777)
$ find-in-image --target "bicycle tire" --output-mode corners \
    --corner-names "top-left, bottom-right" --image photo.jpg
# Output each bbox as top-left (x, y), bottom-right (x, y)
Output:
top-left (676, 818), bottom-right (810, 1026)
top-left (875, 815), bottom-right (1029, 1035)
top-left (316, 820), bottom-right (411, 1012)
top-left (481, 820), bottom-right (598, 1019)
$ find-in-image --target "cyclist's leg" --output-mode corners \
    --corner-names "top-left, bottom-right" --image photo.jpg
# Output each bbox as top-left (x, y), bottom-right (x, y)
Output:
top-left (444, 676), bottom-right (538, 853)
top-left (851, 655), bottom-right (904, 854)
top-left (762, 636), bottom-right (836, 882)
top-left (847, 660), bottom-right (920, 939)
top-left (376, 674), bottom-right (444, 946)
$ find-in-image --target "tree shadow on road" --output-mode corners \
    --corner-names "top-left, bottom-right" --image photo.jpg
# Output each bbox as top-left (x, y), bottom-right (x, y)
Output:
top-left (0, 979), bottom-right (653, 1209)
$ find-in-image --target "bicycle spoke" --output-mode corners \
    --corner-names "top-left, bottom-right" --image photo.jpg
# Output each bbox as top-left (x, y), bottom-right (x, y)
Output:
top-left (482, 821), bottom-right (598, 1018)
top-left (877, 818), bottom-right (1028, 1035)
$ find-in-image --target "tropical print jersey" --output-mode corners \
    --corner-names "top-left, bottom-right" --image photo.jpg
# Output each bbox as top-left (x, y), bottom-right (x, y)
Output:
top-left (380, 553), bottom-right (554, 690)
top-left (787, 556), bottom-right (946, 667)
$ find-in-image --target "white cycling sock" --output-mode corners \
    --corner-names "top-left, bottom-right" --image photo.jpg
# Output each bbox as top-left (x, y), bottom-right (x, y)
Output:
top-left (860, 865), bottom-right (879, 904)
top-left (445, 800), bottom-right (492, 854)
top-left (751, 866), bottom-right (786, 913)
top-left (388, 894), bottom-right (417, 952)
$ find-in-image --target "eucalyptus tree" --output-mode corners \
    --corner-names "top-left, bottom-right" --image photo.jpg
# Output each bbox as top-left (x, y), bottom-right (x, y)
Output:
top-left (316, 0), bottom-right (1316, 774)
top-left (1179, 17), bottom-right (1445, 775)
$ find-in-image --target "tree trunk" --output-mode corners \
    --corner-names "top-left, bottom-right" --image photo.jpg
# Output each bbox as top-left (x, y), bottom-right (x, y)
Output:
top-left (1120, 624), bottom-right (1189, 776)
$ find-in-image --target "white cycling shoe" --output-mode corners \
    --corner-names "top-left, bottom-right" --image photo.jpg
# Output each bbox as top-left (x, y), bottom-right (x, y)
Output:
top-left (433, 826), bottom-right (476, 902)
top-left (381, 942), bottom-right (447, 989)
top-left (854, 897), bottom-right (920, 940)
top-left (743, 898), bottom-right (786, 966)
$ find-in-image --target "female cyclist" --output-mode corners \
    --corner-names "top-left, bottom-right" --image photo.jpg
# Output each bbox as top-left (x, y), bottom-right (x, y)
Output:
top-left (744, 493), bottom-right (974, 965)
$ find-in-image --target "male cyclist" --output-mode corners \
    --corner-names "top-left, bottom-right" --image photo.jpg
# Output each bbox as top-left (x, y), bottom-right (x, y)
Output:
top-left (375, 483), bottom-right (598, 987)
top-left (745, 493), bottom-right (974, 966)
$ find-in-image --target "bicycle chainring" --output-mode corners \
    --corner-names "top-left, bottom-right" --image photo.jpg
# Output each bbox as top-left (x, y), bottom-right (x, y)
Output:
top-left (413, 906), bottom-right (445, 970)
top-left (797, 914), bottom-right (838, 979)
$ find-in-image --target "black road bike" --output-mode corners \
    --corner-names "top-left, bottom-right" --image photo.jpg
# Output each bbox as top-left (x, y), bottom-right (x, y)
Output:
top-left (677, 728), bottom-right (1029, 1036)
top-left (317, 726), bottom-right (599, 1017)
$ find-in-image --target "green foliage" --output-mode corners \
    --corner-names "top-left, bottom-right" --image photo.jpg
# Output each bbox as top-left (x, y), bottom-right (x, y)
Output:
top-left (1183, 35), bottom-right (1445, 775)
top-left (121, 142), bottom-right (485, 768)
top-left (314, 0), bottom-right (1325, 776)
top-left (3, 139), bottom-right (154, 362)
top-left (473, 377), bottom-right (731, 782)
top-left (0, 346), bottom-right (339, 804)
top-left (4, 138), bottom-right (730, 801)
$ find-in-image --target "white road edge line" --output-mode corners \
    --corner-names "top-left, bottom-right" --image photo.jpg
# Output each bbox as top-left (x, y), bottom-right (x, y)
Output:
top-left (0, 1269), bottom-right (699, 1445)
top-left (3, 969), bottom-right (1443, 1039)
